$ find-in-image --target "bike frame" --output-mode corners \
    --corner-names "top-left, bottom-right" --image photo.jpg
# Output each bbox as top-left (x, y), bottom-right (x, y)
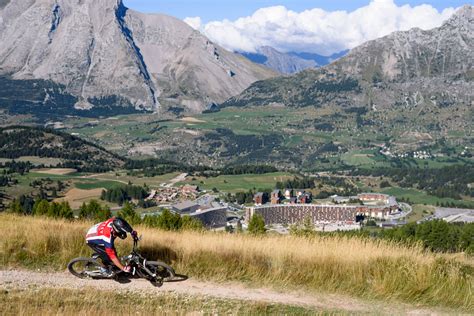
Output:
top-left (122, 238), bottom-right (157, 279)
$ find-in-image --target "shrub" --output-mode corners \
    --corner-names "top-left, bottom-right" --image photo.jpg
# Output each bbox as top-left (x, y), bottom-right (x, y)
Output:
top-left (248, 214), bottom-right (266, 235)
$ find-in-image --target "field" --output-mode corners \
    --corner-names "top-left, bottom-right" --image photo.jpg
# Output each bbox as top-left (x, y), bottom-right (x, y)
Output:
top-left (88, 171), bottom-right (182, 187)
top-left (178, 172), bottom-right (294, 193)
top-left (2, 168), bottom-right (182, 209)
top-left (54, 188), bottom-right (107, 210)
top-left (61, 107), bottom-right (473, 171)
top-left (380, 187), bottom-right (474, 208)
top-left (0, 156), bottom-right (64, 166)
top-left (0, 215), bottom-right (472, 311)
top-left (407, 204), bottom-right (435, 223)
top-left (33, 168), bottom-right (77, 175)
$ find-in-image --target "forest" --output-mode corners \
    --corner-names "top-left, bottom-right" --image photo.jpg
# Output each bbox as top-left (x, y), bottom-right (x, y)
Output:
top-left (353, 164), bottom-right (474, 199)
top-left (100, 184), bottom-right (148, 205)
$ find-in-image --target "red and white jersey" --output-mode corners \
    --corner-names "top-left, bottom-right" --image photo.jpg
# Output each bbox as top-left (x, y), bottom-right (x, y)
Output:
top-left (86, 218), bottom-right (117, 260)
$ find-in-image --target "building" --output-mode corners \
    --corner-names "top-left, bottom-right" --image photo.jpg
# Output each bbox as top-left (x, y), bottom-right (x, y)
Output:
top-left (254, 192), bottom-right (265, 205)
top-left (435, 207), bottom-right (474, 224)
top-left (182, 184), bottom-right (199, 194)
top-left (246, 198), bottom-right (398, 225)
top-left (295, 189), bottom-right (306, 197)
top-left (271, 190), bottom-right (281, 204)
top-left (357, 193), bottom-right (390, 204)
top-left (297, 192), bottom-right (311, 204)
top-left (283, 188), bottom-right (293, 199)
top-left (190, 207), bottom-right (227, 228)
top-left (172, 200), bottom-right (201, 214)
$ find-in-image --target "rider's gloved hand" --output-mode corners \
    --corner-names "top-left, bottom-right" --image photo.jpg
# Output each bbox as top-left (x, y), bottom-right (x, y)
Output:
top-left (131, 230), bottom-right (138, 240)
top-left (123, 265), bottom-right (132, 273)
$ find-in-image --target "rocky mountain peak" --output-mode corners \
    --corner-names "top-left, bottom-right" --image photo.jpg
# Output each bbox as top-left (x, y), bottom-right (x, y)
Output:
top-left (0, 0), bottom-right (274, 115)
top-left (442, 5), bottom-right (473, 29)
top-left (223, 7), bottom-right (472, 116)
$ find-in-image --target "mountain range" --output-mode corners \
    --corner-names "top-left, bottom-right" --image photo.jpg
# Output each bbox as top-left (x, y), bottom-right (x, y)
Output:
top-left (0, 0), bottom-right (275, 115)
top-left (241, 47), bottom-right (348, 74)
top-left (224, 5), bottom-right (473, 131)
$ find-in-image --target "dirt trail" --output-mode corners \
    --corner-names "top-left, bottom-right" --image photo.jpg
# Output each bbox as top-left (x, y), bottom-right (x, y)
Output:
top-left (165, 173), bottom-right (187, 187)
top-left (0, 270), bottom-right (448, 314)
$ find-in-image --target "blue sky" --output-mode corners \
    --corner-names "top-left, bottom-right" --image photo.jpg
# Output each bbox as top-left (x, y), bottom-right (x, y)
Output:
top-left (123, 0), bottom-right (470, 22)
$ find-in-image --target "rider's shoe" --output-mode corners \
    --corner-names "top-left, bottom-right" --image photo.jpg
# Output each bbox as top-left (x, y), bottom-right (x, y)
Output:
top-left (99, 267), bottom-right (114, 277)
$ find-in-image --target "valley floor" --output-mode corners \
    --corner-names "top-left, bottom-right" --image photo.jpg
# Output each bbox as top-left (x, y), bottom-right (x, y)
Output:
top-left (0, 269), bottom-right (460, 315)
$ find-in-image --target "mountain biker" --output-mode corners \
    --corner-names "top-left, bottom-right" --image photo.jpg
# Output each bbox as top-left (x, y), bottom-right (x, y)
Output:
top-left (85, 216), bottom-right (138, 275)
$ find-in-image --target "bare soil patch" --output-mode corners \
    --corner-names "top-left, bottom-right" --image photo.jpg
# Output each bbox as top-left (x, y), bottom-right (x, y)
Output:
top-left (180, 117), bottom-right (206, 123)
top-left (34, 168), bottom-right (77, 175)
top-left (55, 188), bottom-right (103, 209)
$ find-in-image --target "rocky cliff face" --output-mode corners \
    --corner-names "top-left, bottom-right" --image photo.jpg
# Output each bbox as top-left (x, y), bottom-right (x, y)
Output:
top-left (0, 0), bottom-right (275, 113)
top-left (224, 5), bottom-right (473, 113)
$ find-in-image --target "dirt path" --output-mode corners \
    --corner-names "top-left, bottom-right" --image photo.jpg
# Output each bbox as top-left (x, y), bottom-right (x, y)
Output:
top-left (79, 174), bottom-right (128, 184)
top-left (0, 270), bottom-right (448, 314)
top-left (165, 173), bottom-right (187, 187)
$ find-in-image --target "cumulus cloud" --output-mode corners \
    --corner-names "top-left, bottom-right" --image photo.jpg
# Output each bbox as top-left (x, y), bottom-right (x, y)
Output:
top-left (184, 16), bottom-right (202, 30)
top-left (185, 0), bottom-right (459, 55)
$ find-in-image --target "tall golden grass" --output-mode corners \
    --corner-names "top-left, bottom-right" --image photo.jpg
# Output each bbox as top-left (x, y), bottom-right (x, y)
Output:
top-left (0, 214), bottom-right (472, 310)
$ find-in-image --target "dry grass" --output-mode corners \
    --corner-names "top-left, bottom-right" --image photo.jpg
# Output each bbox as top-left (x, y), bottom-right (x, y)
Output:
top-left (0, 288), bottom-right (321, 315)
top-left (33, 168), bottom-right (77, 175)
top-left (180, 117), bottom-right (206, 123)
top-left (54, 188), bottom-right (104, 209)
top-left (0, 215), bottom-right (472, 310)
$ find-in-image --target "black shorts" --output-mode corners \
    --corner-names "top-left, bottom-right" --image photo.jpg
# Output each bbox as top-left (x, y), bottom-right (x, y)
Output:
top-left (87, 242), bottom-right (113, 266)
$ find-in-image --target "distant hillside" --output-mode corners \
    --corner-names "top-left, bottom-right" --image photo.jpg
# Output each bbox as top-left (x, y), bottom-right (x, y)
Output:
top-left (289, 50), bottom-right (349, 67)
top-left (0, 126), bottom-right (124, 172)
top-left (241, 47), bottom-right (348, 74)
top-left (224, 6), bottom-right (473, 133)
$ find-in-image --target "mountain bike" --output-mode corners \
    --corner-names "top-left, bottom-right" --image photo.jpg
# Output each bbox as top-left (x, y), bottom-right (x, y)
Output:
top-left (68, 237), bottom-right (176, 287)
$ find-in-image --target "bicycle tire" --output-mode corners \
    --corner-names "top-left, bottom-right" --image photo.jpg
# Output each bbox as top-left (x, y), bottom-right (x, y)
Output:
top-left (67, 257), bottom-right (104, 279)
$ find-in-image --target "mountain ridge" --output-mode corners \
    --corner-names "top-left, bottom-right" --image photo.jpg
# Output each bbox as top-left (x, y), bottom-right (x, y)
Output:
top-left (223, 5), bottom-right (473, 115)
top-left (240, 47), bottom-right (348, 74)
top-left (0, 0), bottom-right (275, 115)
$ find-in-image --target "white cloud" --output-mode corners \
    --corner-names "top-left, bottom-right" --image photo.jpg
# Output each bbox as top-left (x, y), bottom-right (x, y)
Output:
top-left (184, 16), bottom-right (202, 30)
top-left (187, 0), bottom-right (459, 55)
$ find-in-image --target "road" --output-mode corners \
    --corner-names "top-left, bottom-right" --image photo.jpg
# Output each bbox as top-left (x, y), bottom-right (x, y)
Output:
top-left (0, 269), bottom-right (454, 314)
top-left (387, 202), bottom-right (413, 220)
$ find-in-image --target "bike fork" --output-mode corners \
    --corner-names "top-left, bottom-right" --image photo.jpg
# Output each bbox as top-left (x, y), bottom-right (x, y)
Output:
top-left (141, 259), bottom-right (157, 278)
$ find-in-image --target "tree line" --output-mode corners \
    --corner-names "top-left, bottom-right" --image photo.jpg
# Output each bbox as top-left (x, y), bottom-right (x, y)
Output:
top-left (5, 197), bottom-right (204, 231)
top-left (289, 217), bottom-right (474, 254)
top-left (353, 164), bottom-right (473, 200)
top-left (7, 197), bottom-right (73, 219)
top-left (125, 157), bottom-right (279, 178)
top-left (100, 184), bottom-right (148, 205)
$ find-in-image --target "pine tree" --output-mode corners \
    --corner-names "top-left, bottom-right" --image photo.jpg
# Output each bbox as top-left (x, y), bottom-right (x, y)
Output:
top-left (33, 199), bottom-right (49, 216)
top-left (8, 199), bottom-right (23, 215)
top-left (248, 213), bottom-right (266, 235)
top-left (117, 202), bottom-right (141, 225)
top-left (59, 202), bottom-right (73, 220)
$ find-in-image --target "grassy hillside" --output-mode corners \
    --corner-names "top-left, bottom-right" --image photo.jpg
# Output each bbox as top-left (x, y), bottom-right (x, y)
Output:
top-left (1, 215), bottom-right (472, 310)
top-left (64, 106), bottom-right (473, 171)
top-left (0, 126), bottom-right (124, 172)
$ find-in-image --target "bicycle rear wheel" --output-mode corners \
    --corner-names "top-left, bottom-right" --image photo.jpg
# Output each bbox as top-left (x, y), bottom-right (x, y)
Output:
top-left (67, 257), bottom-right (105, 279)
